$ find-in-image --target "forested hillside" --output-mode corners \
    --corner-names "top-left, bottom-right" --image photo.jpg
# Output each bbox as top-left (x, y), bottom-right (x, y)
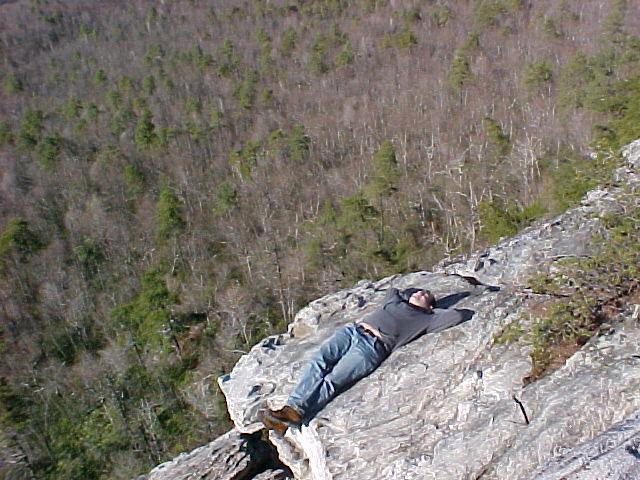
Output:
top-left (0, 0), bottom-right (639, 478)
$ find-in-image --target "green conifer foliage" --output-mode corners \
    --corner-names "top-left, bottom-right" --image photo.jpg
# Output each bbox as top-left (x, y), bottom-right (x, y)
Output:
top-left (85, 103), bottom-right (98, 120)
top-left (117, 76), bottom-right (135, 94)
top-left (73, 237), bottom-right (105, 278)
top-left (279, 27), bottom-right (297, 57)
top-left (473, 0), bottom-right (507, 28)
top-left (235, 70), bottom-right (258, 109)
top-left (190, 45), bottom-right (213, 70)
top-left (557, 52), bottom-right (597, 109)
top-left (217, 39), bottom-right (239, 76)
top-left (0, 378), bottom-right (31, 428)
top-left (287, 124), bottom-right (310, 163)
top-left (607, 77), bottom-right (640, 146)
top-left (123, 164), bottom-right (145, 196)
top-left (36, 134), bottom-right (62, 170)
top-left (135, 108), bottom-right (157, 151)
top-left (92, 68), bottom-right (107, 85)
top-left (111, 267), bottom-right (179, 348)
top-left (184, 97), bottom-right (202, 114)
top-left (0, 122), bottom-right (13, 145)
top-left (338, 191), bottom-right (379, 231)
top-left (368, 140), bottom-right (399, 198)
top-left (106, 89), bottom-right (122, 111)
top-left (156, 186), bottom-right (184, 240)
top-left (143, 44), bottom-right (164, 67)
top-left (17, 110), bottom-right (44, 150)
top-left (542, 16), bottom-right (561, 37)
top-left (318, 199), bottom-right (337, 226)
top-left (142, 75), bottom-right (156, 95)
top-left (259, 87), bottom-right (274, 105)
top-left (431, 5), bottom-right (451, 27)
top-left (473, 0), bottom-right (521, 29)
top-left (478, 199), bottom-right (545, 243)
top-left (483, 117), bottom-right (511, 157)
top-left (62, 97), bottom-right (83, 120)
top-left (157, 127), bottom-right (175, 149)
top-left (309, 36), bottom-right (330, 75)
top-left (603, 0), bottom-right (626, 47)
top-left (402, 7), bottom-right (422, 24)
top-left (477, 200), bottom-right (519, 242)
top-left (0, 218), bottom-right (44, 267)
top-left (185, 121), bottom-right (205, 142)
top-left (209, 110), bottom-right (224, 131)
top-left (303, 237), bottom-right (324, 273)
top-left (380, 26), bottom-right (418, 50)
top-left (335, 41), bottom-right (354, 67)
top-left (447, 51), bottom-right (474, 91)
top-left (214, 181), bottom-right (238, 215)
top-left (2, 73), bottom-right (23, 94)
top-left (522, 60), bottom-right (553, 90)
top-left (255, 27), bottom-right (270, 48)
top-left (229, 141), bottom-right (260, 180)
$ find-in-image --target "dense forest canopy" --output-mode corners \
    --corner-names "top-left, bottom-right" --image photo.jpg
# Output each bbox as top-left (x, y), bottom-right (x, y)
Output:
top-left (0, 0), bottom-right (639, 478)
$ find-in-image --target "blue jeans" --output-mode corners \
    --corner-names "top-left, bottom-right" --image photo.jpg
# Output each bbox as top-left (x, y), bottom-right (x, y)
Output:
top-left (287, 323), bottom-right (389, 420)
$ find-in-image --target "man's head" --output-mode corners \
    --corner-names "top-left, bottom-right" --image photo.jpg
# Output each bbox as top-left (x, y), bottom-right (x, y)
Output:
top-left (408, 289), bottom-right (436, 312)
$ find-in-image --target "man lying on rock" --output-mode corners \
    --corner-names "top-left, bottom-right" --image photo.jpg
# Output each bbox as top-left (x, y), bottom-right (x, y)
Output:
top-left (259, 287), bottom-right (465, 434)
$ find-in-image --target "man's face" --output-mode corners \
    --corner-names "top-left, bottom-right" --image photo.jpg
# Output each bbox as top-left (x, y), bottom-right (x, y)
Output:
top-left (409, 290), bottom-right (432, 311)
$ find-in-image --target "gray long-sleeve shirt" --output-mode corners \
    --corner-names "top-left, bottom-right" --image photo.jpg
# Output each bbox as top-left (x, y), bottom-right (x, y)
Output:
top-left (361, 288), bottom-right (464, 352)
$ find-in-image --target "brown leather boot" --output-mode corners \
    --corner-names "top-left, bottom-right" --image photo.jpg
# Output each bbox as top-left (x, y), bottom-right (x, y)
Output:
top-left (258, 410), bottom-right (289, 435)
top-left (269, 405), bottom-right (303, 425)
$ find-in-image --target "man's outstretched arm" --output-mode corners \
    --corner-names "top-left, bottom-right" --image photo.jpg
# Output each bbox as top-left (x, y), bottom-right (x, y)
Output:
top-left (426, 309), bottom-right (465, 334)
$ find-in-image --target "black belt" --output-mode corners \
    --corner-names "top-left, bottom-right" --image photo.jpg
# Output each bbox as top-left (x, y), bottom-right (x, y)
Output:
top-left (356, 324), bottom-right (377, 338)
top-left (356, 325), bottom-right (390, 355)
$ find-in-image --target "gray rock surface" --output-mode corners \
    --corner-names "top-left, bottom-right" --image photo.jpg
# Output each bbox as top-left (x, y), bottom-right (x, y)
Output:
top-left (217, 140), bottom-right (640, 480)
top-left (525, 412), bottom-right (640, 479)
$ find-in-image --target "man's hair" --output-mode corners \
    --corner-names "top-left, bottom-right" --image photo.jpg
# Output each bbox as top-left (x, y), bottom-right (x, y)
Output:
top-left (424, 290), bottom-right (437, 309)
top-left (402, 288), bottom-right (437, 309)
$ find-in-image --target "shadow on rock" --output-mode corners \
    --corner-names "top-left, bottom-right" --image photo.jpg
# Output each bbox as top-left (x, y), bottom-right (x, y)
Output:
top-left (437, 291), bottom-right (471, 309)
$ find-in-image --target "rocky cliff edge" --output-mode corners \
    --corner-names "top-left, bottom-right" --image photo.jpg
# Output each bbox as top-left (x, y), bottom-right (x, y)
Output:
top-left (145, 140), bottom-right (640, 480)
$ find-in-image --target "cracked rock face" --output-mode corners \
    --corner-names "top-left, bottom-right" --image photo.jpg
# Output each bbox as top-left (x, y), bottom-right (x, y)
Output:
top-left (217, 140), bottom-right (640, 480)
top-left (141, 430), bottom-right (278, 480)
top-left (141, 429), bottom-right (294, 480)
